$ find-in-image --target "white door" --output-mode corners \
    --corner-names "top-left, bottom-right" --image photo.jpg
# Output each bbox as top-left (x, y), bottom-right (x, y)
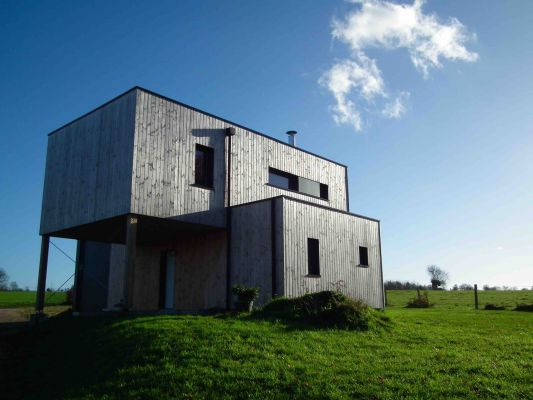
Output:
top-left (165, 251), bottom-right (175, 309)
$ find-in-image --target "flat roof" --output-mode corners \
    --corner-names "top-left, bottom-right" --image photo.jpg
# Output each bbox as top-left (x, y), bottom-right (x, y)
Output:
top-left (231, 195), bottom-right (379, 223)
top-left (47, 86), bottom-right (347, 168)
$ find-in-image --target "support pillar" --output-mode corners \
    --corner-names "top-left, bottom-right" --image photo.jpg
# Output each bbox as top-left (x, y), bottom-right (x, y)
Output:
top-left (72, 240), bottom-right (85, 312)
top-left (35, 235), bottom-right (50, 314)
top-left (123, 215), bottom-right (138, 310)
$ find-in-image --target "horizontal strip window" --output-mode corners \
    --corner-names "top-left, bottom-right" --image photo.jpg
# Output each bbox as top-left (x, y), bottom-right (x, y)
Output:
top-left (268, 167), bottom-right (329, 200)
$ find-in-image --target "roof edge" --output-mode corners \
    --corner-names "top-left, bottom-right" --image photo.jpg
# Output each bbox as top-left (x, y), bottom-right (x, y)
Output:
top-left (230, 195), bottom-right (379, 223)
top-left (47, 86), bottom-right (347, 168)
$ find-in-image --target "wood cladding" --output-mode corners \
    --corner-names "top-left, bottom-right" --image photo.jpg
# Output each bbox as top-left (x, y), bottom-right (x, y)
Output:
top-left (281, 198), bottom-right (384, 309)
top-left (41, 88), bottom-right (348, 234)
top-left (131, 89), bottom-right (348, 225)
top-left (40, 91), bottom-right (136, 235)
top-left (229, 196), bottom-right (383, 309)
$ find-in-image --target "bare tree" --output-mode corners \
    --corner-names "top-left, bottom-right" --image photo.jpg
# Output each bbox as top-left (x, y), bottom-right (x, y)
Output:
top-left (0, 268), bottom-right (8, 291)
top-left (9, 281), bottom-right (19, 291)
top-left (426, 265), bottom-right (449, 290)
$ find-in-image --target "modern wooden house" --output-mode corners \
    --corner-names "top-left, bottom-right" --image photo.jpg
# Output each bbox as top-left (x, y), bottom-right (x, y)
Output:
top-left (36, 87), bottom-right (384, 314)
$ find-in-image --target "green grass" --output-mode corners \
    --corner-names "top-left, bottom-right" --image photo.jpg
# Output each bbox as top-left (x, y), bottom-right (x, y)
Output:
top-left (0, 291), bottom-right (67, 308)
top-left (386, 289), bottom-right (533, 310)
top-left (1, 292), bottom-right (532, 399)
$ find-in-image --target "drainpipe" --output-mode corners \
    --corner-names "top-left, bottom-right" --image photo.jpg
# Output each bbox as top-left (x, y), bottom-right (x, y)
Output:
top-left (225, 127), bottom-right (236, 310)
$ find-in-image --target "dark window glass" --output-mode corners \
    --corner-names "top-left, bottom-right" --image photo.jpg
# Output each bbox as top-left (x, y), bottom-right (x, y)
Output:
top-left (307, 238), bottom-right (320, 276)
top-left (269, 168), bottom-right (298, 191)
top-left (359, 246), bottom-right (369, 266)
top-left (320, 183), bottom-right (329, 200)
top-left (268, 167), bottom-right (328, 200)
top-left (195, 144), bottom-right (214, 188)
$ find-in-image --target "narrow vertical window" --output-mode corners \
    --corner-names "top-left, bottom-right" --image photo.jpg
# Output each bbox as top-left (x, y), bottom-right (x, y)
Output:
top-left (319, 183), bottom-right (329, 200)
top-left (195, 144), bottom-right (214, 188)
top-left (307, 238), bottom-right (320, 276)
top-left (359, 246), bottom-right (369, 266)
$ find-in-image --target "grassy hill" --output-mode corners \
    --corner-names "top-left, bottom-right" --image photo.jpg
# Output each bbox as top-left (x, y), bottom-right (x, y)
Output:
top-left (1, 291), bottom-right (532, 399)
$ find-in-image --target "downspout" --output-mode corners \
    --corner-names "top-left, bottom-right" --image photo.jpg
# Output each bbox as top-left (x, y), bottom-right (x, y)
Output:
top-left (225, 127), bottom-right (236, 310)
top-left (344, 165), bottom-right (350, 212)
top-left (271, 198), bottom-right (277, 299)
top-left (378, 221), bottom-right (385, 310)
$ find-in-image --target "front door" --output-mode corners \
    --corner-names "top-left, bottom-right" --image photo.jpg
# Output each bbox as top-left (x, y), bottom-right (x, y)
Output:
top-left (160, 251), bottom-right (175, 309)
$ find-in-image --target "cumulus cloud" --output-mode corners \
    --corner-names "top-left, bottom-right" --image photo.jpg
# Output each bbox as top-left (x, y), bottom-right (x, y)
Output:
top-left (318, 54), bottom-right (386, 130)
top-left (320, 0), bottom-right (478, 131)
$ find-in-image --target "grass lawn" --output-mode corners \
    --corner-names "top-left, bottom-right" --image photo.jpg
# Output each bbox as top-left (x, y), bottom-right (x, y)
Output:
top-left (385, 289), bottom-right (533, 310)
top-left (1, 292), bottom-right (532, 399)
top-left (0, 291), bottom-right (67, 308)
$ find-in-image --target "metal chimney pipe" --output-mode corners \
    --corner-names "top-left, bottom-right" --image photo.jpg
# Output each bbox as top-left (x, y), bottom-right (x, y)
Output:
top-left (286, 130), bottom-right (297, 147)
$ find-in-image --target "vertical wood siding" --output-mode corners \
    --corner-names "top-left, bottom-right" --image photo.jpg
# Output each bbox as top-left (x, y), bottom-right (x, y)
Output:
top-left (131, 90), bottom-right (227, 226)
top-left (281, 198), bottom-right (384, 309)
top-left (173, 230), bottom-right (227, 310)
top-left (131, 245), bottom-right (161, 311)
top-left (40, 91), bottom-right (137, 234)
top-left (131, 89), bottom-right (348, 228)
top-left (107, 231), bottom-right (227, 311)
top-left (107, 244), bottom-right (126, 309)
top-left (41, 88), bottom-right (347, 234)
top-left (230, 200), bottom-right (273, 306)
top-left (230, 198), bottom-right (284, 306)
top-left (229, 129), bottom-right (347, 211)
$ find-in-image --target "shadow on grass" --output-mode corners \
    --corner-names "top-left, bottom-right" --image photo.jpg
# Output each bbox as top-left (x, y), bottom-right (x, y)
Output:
top-left (1, 312), bottom-right (164, 400)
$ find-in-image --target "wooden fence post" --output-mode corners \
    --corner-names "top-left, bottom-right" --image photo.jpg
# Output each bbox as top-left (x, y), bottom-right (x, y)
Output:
top-left (474, 284), bottom-right (479, 309)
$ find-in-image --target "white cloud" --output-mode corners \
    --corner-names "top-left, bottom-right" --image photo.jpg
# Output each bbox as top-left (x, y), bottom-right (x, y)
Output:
top-left (320, 0), bottom-right (478, 131)
top-left (382, 91), bottom-right (410, 119)
top-left (318, 54), bottom-right (386, 130)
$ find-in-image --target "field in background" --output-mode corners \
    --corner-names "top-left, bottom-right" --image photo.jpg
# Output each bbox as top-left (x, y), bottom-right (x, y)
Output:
top-left (0, 291), bottom-right (67, 308)
top-left (1, 290), bottom-right (532, 399)
top-left (385, 289), bottom-right (533, 309)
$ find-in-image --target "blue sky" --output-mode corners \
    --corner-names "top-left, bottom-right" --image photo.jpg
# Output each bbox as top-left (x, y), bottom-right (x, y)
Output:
top-left (0, 0), bottom-right (531, 290)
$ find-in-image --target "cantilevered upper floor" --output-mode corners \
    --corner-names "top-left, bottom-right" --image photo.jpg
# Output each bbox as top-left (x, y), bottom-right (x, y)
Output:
top-left (40, 87), bottom-right (349, 235)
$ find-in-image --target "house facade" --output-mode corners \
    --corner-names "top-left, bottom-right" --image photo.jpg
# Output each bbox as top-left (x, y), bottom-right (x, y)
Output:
top-left (36, 87), bottom-right (384, 314)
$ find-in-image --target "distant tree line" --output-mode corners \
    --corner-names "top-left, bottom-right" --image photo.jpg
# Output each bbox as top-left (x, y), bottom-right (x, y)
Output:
top-left (0, 267), bottom-right (30, 292)
top-left (384, 281), bottom-right (428, 290)
top-left (386, 265), bottom-right (530, 291)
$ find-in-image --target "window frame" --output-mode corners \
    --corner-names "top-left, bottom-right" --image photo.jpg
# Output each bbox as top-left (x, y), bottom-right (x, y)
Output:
top-left (194, 144), bottom-right (215, 189)
top-left (358, 246), bottom-right (369, 267)
top-left (307, 238), bottom-right (321, 277)
top-left (267, 167), bottom-right (329, 201)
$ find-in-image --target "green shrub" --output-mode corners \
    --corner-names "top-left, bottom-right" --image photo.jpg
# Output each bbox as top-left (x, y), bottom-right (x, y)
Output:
top-left (484, 303), bottom-right (506, 310)
top-left (232, 285), bottom-right (260, 312)
top-left (514, 303), bottom-right (533, 312)
top-left (255, 290), bottom-right (389, 331)
top-left (231, 285), bottom-right (260, 303)
top-left (406, 292), bottom-right (432, 308)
